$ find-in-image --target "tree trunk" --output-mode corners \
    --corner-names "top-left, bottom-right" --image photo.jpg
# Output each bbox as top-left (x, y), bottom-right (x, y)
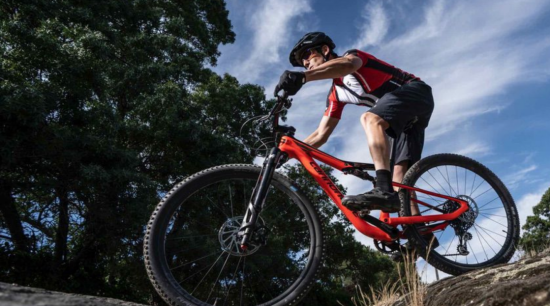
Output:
top-left (0, 180), bottom-right (29, 253)
top-left (54, 187), bottom-right (69, 266)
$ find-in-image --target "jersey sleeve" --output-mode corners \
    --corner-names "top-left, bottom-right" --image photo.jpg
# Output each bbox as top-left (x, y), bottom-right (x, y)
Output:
top-left (343, 49), bottom-right (367, 66)
top-left (324, 84), bottom-right (345, 119)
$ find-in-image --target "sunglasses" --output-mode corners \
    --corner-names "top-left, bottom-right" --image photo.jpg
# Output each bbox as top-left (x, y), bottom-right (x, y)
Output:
top-left (301, 48), bottom-right (317, 61)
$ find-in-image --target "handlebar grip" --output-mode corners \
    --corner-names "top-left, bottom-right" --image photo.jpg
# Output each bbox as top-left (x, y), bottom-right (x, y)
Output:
top-left (276, 91), bottom-right (289, 99)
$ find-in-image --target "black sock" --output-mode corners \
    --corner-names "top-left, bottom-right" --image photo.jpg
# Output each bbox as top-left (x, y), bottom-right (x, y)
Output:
top-left (375, 170), bottom-right (393, 192)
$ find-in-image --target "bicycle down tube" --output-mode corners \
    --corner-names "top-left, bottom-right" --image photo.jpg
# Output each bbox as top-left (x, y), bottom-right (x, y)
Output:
top-left (277, 135), bottom-right (469, 241)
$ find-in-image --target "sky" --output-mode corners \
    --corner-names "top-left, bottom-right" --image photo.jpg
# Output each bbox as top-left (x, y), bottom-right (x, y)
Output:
top-left (212, 0), bottom-right (550, 282)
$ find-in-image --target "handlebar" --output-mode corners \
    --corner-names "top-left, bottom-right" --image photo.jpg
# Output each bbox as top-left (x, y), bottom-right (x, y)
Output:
top-left (270, 93), bottom-right (292, 130)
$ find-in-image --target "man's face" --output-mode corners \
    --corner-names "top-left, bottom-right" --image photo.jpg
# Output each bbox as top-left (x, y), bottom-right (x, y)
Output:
top-left (302, 48), bottom-right (325, 70)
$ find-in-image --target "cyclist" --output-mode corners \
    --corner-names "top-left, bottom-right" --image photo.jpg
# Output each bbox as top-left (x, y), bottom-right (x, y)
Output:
top-left (275, 32), bottom-right (434, 215)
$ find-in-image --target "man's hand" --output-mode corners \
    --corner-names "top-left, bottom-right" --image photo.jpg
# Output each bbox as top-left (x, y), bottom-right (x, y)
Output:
top-left (274, 71), bottom-right (306, 96)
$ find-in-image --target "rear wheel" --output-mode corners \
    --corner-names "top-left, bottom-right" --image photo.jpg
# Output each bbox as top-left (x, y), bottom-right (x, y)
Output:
top-left (144, 164), bottom-right (323, 306)
top-left (400, 154), bottom-right (520, 276)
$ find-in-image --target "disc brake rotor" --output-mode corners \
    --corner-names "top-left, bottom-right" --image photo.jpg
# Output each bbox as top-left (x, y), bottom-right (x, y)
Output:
top-left (218, 216), bottom-right (265, 256)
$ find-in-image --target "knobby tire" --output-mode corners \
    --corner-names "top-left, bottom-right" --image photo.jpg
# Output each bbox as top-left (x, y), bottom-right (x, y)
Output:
top-left (144, 164), bottom-right (324, 306)
top-left (400, 154), bottom-right (520, 276)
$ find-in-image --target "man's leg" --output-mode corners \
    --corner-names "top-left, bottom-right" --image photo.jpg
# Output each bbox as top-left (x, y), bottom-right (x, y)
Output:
top-left (361, 112), bottom-right (390, 171)
top-left (341, 112), bottom-right (400, 212)
top-left (392, 161), bottom-right (407, 191)
top-left (393, 161), bottom-right (420, 215)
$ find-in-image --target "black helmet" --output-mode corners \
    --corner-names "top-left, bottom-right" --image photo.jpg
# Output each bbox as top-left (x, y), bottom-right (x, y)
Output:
top-left (289, 32), bottom-right (336, 67)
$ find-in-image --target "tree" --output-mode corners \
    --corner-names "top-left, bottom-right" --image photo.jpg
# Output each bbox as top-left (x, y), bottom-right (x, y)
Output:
top-left (520, 187), bottom-right (550, 253)
top-left (0, 0), bottom-right (263, 302)
top-left (1, 1), bottom-right (398, 304)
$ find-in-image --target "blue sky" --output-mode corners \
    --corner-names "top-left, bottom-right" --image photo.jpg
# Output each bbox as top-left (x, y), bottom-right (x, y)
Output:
top-left (212, 0), bottom-right (550, 280)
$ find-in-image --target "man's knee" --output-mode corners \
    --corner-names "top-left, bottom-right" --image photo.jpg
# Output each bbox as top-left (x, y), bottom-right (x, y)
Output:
top-left (361, 112), bottom-right (389, 129)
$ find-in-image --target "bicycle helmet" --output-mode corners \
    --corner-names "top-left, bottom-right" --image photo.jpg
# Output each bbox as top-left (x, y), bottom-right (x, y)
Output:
top-left (289, 32), bottom-right (336, 67)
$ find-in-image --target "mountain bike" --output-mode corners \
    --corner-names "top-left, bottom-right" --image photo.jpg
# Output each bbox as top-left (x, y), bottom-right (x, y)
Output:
top-left (144, 94), bottom-right (520, 306)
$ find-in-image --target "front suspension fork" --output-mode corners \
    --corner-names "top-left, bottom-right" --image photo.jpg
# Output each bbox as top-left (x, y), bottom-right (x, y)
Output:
top-left (239, 147), bottom-right (283, 250)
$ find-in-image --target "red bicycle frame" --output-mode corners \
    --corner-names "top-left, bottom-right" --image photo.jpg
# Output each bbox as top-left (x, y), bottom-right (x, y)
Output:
top-left (278, 136), bottom-right (469, 242)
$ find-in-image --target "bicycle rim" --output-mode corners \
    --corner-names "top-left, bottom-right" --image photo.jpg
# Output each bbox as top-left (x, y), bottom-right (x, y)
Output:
top-left (146, 165), bottom-right (321, 306)
top-left (401, 154), bottom-right (519, 275)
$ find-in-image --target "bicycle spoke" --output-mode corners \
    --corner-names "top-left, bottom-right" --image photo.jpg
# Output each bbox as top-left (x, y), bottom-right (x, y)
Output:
top-left (428, 169), bottom-right (452, 196)
top-left (475, 224), bottom-right (504, 246)
top-left (416, 179), bottom-right (446, 203)
top-left (479, 206), bottom-right (505, 211)
top-left (437, 166), bottom-right (457, 196)
top-left (479, 216), bottom-right (509, 228)
top-left (479, 213), bottom-right (507, 218)
top-left (171, 251), bottom-right (221, 271)
top-left (473, 225), bottom-right (498, 255)
top-left (206, 252), bottom-right (232, 302)
top-left (415, 193), bottom-right (445, 206)
top-left (223, 257), bottom-right (243, 306)
top-left (473, 226), bottom-right (489, 261)
top-left (228, 184), bottom-right (234, 218)
top-left (455, 166), bottom-right (460, 195)
top-left (166, 233), bottom-right (218, 241)
top-left (443, 234), bottom-right (456, 255)
top-left (205, 195), bottom-right (232, 220)
top-left (191, 251), bottom-right (228, 295)
top-left (475, 223), bottom-right (507, 238)
top-left (469, 174), bottom-right (477, 197)
top-left (470, 179), bottom-right (485, 199)
top-left (472, 186), bottom-right (493, 201)
top-left (467, 240), bottom-right (479, 264)
top-left (464, 167), bottom-right (467, 197)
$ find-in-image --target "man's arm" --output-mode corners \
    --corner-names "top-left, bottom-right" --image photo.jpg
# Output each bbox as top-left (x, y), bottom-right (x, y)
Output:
top-left (303, 116), bottom-right (340, 148)
top-left (304, 54), bottom-right (363, 82)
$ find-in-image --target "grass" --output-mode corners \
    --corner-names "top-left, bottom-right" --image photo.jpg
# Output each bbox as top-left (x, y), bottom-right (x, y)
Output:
top-left (346, 238), bottom-right (439, 306)
top-left (514, 240), bottom-right (550, 261)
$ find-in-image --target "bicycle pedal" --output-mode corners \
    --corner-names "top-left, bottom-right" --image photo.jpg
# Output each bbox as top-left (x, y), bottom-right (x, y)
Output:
top-left (358, 209), bottom-right (371, 218)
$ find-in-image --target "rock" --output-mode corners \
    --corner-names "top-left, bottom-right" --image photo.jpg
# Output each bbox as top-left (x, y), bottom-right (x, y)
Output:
top-left (423, 250), bottom-right (550, 306)
top-left (0, 282), bottom-right (147, 306)
top-left (2, 251), bottom-right (549, 306)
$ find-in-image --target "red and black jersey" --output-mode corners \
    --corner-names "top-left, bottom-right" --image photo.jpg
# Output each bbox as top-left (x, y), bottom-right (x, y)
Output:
top-left (324, 49), bottom-right (419, 119)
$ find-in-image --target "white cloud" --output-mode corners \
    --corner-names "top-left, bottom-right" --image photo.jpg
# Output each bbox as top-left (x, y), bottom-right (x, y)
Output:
top-left (504, 165), bottom-right (538, 189)
top-left (453, 142), bottom-right (491, 158)
top-left (349, 1), bottom-right (389, 49)
top-left (231, 0), bottom-right (312, 83)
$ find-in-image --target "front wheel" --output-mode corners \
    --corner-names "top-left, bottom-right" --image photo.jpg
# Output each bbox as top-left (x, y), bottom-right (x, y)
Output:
top-left (144, 164), bottom-right (323, 306)
top-left (400, 154), bottom-right (520, 276)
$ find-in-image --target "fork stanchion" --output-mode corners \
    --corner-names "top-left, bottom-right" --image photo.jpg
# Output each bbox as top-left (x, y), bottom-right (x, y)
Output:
top-left (239, 147), bottom-right (282, 250)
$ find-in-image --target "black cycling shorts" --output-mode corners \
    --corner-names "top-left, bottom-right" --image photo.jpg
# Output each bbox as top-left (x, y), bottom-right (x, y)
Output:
top-left (367, 80), bottom-right (434, 165)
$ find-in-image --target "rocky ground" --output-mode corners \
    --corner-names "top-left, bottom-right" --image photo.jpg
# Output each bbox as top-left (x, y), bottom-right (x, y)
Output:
top-left (422, 250), bottom-right (550, 306)
top-left (1, 250), bottom-right (549, 306)
top-left (0, 282), bottom-right (147, 306)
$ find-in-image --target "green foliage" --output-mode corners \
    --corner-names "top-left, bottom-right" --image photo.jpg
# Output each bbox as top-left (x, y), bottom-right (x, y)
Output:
top-left (0, 0), bottom-right (265, 303)
top-left (520, 187), bottom-right (550, 253)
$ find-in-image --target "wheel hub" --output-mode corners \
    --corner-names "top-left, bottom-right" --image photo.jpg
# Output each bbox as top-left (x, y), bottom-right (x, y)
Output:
top-left (442, 195), bottom-right (479, 232)
top-left (442, 195), bottom-right (479, 256)
top-left (456, 195), bottom-right (479, 226)
top-left (218, 216), bottom-right (265, 256)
